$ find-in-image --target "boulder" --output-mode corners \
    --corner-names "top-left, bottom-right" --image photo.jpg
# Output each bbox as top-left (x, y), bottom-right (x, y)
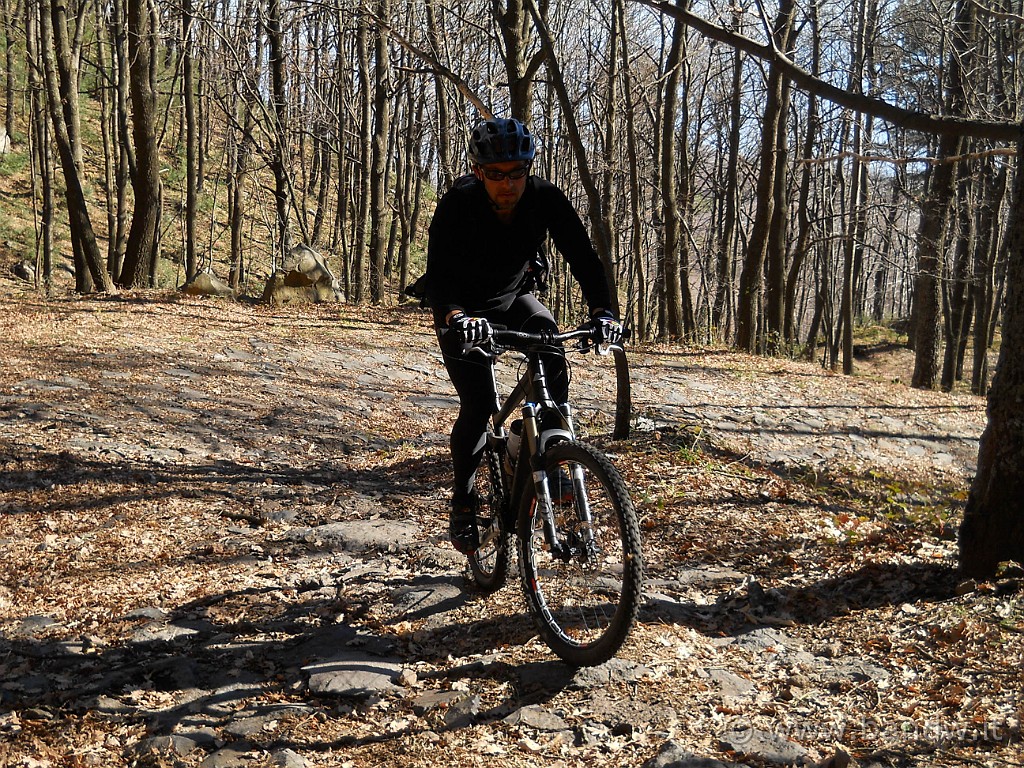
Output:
top-left (13, 261), bottom-right (34, 283)
top-left (262, 245), bottom-right (343, 306)
top-left (180, 271), bottom-right (235, 297)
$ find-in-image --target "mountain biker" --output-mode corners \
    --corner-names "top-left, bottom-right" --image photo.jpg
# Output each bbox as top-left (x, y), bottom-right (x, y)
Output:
top-left (424, 117), bottom-right (624, 555)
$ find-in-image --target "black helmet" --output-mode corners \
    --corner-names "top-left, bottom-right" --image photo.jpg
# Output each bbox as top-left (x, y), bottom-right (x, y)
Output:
top-left (468, 118), bottom-right (537, 165)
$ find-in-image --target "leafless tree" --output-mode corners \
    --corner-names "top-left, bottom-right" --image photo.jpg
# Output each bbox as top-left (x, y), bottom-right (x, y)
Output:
top-left (368, 0), bottom-right (391, 304)
top-left (24, 1), bottom-right (54, 289)
top-left (118, 0), bottom-right (162, 288)
top-left (2, 0), bottom-right (18, 143)
top-left (38, 0), bottom-right (113, 292)
top-left (959, 121), bottom-right (1024, 578)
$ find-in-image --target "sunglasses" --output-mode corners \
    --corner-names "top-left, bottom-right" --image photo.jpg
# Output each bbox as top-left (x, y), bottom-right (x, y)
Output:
top-left (480, 164), bottom-right (530, 182)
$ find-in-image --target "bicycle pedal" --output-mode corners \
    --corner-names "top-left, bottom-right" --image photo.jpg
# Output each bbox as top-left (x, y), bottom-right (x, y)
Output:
top-left (449, 508), bottom-right (480, 554)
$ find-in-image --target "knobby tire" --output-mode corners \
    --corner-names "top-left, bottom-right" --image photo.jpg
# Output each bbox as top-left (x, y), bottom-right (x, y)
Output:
top-left (468, 442), bottom-right (513, 592)
top-left (516, 441), bottom-right (644, 666)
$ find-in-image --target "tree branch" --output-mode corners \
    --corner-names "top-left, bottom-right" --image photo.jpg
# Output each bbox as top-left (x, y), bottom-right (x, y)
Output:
top-left (634, 0), bottom-right (1020, 143)
top-left (801, 147), bottom-right (1018, 166)
top-left (369, 12), bottom-right (492, 118)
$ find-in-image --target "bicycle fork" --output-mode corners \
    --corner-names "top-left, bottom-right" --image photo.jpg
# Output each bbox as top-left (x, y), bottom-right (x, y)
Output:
top-left (521, 404), bottom-right (598, 563)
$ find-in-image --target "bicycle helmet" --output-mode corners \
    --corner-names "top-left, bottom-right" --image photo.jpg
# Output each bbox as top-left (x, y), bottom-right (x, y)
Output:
top-left (468, 118), bottom-right (537, 165)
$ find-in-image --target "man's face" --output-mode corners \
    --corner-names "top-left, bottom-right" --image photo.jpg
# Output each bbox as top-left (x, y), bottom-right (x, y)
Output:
top-left (474, 161), bottom-right (530, 213)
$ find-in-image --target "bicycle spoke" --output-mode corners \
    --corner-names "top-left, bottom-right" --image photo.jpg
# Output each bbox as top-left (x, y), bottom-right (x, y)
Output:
top-left (518, 442), bottom-right (643, 666)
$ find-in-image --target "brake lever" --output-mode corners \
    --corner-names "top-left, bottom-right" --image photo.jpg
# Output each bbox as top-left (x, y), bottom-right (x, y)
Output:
top-left (461, 341), bottom-right (498, 361)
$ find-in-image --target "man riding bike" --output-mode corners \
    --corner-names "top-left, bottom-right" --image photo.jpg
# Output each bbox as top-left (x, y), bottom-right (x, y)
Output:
top-left (424, 117), bottom-right (624, 554)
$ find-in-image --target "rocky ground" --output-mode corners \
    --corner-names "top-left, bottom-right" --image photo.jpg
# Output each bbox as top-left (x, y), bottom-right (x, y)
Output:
top-left (0, 287), bottom-right (1020, 768)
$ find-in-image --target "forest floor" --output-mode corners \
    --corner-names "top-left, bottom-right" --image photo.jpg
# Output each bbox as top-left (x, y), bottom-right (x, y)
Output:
top-left (0, 279), bottom-right (1021, 768)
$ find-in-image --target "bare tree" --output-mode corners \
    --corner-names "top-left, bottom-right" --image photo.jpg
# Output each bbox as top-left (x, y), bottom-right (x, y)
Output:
top-left (38, 0), bottom-right (114, 293)
top-left (226, 0), bottom-right (262, 291)
top-left (24, 1), bottom-right (54, 289)
top-left (525, 0), bottom-right (613, 288)
top-left (2, 0), bottom-right (18, 142)
top-left (494, 0), bottom-right (545, 119)
top-left (783, 0), bottom-right (820, 345)
top-left (764, 77), bottom-right (793, 355)
top-left (182, 0), bottom-right (199, 280)
top-left (656, 6), bottom-right (690, 340)
top-left (368, 0), bottom-right (391, 304)
top-left (615, 0), bottom-right (648, 341)
top-left (396, 80), bottom-right (426, 298)
top-left (735, 0), bottom-right (796, 352)
top-left (712, 5), bottom-right (745, 343)
top-left (266, 0), bottom-right (291, 261)
top-left (118, 0), bottom-right (162, 288)
top-left (971, 158), bottom-right (1009, 394)
top-left (424, 0), bottom-right (455, 189)
top-left (106, 0), bottom-right (132, 277)
top-left (353, 12), bottom-right (371, 300)
top-left (959, 121), bottom-right (1024, 578)
top-left (909, 0), bottom-right (972, 388)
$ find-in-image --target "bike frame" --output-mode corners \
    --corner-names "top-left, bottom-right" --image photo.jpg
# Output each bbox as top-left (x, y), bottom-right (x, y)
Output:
top-left (483, 329), bottom-right (601, 558)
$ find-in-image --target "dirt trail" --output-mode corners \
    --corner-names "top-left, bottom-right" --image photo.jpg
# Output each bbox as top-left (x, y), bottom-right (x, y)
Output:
top-left (1, 291), bottom-right (1015, 768)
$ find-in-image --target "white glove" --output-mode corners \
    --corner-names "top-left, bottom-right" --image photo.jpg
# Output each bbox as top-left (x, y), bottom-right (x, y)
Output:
top-left (449, 312), bottom-right (492, 345)
top-left (590, 310), bottom-right (624, 346)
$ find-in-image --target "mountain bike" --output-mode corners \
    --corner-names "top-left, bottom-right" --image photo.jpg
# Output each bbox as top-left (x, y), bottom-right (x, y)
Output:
top-left (464, 326), bottom-right (644, 667)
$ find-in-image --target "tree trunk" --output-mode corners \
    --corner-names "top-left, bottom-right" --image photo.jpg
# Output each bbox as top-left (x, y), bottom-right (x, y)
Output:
top-left (616, 2), bottom-right (648, 341)
top-left (3, 0), bottom-right (17, 143)
top-left (227, 0), bottom-right (261, 291)
top-left (804, 251), bottom-right (826, 363)
top-left (26, 3), bottom-right (54, 291)
top-left (397, 85), bottom-right (424, 297)
top-left (182, 0), bottom-right (199, 280)
top-left (494, 0), bottom-right (545, 120)
top-left (425, 0), bottom-right (455, 189)
top-left (601, 0), bottom-right (620, 300)
top-left (368, 0), bottom-right (391, 305)
top-left (713, 6), bottom-right (744, 341)
top-left (959, 123), bottom-right (1024, 578)
top-left (353, 15), bottom-right (371, 301)
top-left (972, 161), bottom-right (1008, 394)
top-left (942, 162), bottom-right (975, 391)
top-left (736, 0), bottom-right (795, 352)
top-left (784, 51), bottom-right (819, 344)
top-left (765, 75), bottom-right (793, 353)
top-left (118, 0), bottom-right (162, 289)
top-left (659, 8), bottom-right (686, 340)
top-left (267, 0), bottom-right (290, 263)
top-left (109, 0), bottom-right (132, 277)
top-left (912, 0), bottom-right (972, 388)
top-left (39, 0), bottom-right (113, 293)
top-left (94, 0), bottom-right (119, 276)
top-left (840, 119), bottom-right (873, 374)
top-left (911, 135), bottom-right (962, 388)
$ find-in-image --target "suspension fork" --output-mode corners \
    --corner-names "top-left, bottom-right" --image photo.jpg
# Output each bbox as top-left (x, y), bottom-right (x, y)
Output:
top-left (530, 403), bottom-right (601, 562)
top-left (508, 350), bottom-right (584, 559)
top-left (520, 403), bottom-right (564, 556)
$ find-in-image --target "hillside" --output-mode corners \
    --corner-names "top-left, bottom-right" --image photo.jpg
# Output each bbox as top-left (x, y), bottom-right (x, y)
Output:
top-left (1, 285), bottom-right (1020, 768)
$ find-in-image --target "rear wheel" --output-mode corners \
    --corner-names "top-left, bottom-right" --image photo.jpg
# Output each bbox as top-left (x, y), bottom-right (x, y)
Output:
top-left (517, 441), bottom-right (643, 666)
top-left (468, 441), bottom-right (513, 592)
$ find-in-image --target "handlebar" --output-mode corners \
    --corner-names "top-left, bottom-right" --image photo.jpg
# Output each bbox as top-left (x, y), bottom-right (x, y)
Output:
top-left (493, 326), bottom-right (594, 346)
top-left (467, 324), bottom-right (629, 358)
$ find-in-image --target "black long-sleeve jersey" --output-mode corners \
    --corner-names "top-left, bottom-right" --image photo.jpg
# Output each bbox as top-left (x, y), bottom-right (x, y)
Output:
top-left (425, 174), bottom-right (613, 322)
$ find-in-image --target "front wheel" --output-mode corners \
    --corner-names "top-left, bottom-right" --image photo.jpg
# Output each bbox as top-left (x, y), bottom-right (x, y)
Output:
top-left (517, 441), bottom-right (644, 666)
top-left (468, 441), bottom-right (513, 592)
